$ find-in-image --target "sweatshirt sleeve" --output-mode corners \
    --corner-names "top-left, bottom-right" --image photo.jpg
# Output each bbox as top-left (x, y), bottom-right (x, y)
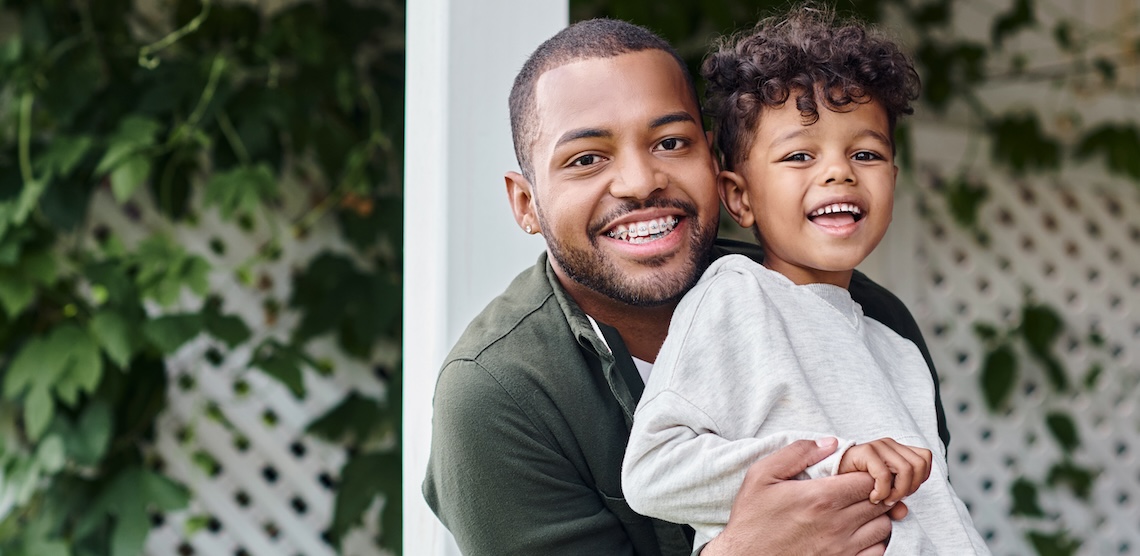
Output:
top-left (621, 257), bottom-right (854, 530)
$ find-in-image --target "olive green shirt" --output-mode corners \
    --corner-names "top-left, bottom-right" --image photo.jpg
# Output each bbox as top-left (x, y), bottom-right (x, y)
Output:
top-left (422, 239), bottom-right (947, 555)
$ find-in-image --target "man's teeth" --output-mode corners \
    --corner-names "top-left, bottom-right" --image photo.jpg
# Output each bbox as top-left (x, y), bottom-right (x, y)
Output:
top-left (809, 203), bottom-right (863, 217)
top-left (607, 216), bottom-right (679, 243)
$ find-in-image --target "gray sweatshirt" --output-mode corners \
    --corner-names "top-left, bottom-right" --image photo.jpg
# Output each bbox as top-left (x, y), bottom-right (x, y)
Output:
top-left (622, 255), bottom-right (988, 554)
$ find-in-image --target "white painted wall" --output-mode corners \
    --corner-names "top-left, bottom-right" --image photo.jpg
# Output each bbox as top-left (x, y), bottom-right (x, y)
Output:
top-left (403, 1), bottom-right (568, 553)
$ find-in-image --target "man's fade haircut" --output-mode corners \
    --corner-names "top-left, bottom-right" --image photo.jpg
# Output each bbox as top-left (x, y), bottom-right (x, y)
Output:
top-left (701, 4), bottom-right (921, 171)
top-left (509, 18), bottom-right (700, 183)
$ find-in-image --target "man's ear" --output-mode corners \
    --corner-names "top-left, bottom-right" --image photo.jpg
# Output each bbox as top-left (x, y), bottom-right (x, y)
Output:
top-left (506, 171), bottom-right (540, 235)
top-left (717, 170), bottom-right (755, 229)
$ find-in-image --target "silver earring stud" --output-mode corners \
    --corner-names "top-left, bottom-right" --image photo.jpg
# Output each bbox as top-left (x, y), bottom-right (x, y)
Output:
top-left (526, 225), bottom-right (532, 234)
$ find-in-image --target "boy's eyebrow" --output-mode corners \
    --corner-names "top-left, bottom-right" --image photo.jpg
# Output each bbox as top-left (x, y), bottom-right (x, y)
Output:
top-left (770, 128), bottom-right (894, 147)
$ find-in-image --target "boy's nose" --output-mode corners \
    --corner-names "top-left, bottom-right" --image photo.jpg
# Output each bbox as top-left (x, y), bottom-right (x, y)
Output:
top-left (822, 157), bottom-right (856, 185)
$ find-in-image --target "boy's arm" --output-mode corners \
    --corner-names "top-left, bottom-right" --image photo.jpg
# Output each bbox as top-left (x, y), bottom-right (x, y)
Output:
top-left (622, 389), bottom-right (856, 526)
top-left (423, 359), bottom-right (639, 555)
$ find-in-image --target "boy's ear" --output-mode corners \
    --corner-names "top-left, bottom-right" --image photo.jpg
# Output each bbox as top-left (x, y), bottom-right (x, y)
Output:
top-left (717, 170), bottom-right (755, 229)
top-left (506, 171), bottom-right (541, 235)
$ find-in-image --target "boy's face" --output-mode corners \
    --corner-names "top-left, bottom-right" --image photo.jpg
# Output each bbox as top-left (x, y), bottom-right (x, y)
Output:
top-left (505, 50), bottom-right (720, 308)
top-left (718, 95), bottom-right (898, 288)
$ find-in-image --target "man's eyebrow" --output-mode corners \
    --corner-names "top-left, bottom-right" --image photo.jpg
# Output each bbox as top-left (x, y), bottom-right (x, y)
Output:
top-left (555, 127), bottom-right (611, 149)
top-left (649, 112), bottom-right (696, 129)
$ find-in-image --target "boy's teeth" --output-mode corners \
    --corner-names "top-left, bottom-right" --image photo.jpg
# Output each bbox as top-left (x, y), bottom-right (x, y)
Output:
top-left (810, 203), bottom-right (863, 217)
top-left (607, 216), bottom-right (679, 242)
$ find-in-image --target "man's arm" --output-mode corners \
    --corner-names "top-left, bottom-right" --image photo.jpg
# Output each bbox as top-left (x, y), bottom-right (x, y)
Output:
top-left (701, 439), bottom-right (903, 556)
top-left (423, 359), bottom-right (640, 555)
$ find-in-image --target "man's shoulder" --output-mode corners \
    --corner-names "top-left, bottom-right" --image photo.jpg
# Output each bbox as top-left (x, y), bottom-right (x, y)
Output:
top-left (446, 257), bottom-right (565, 364)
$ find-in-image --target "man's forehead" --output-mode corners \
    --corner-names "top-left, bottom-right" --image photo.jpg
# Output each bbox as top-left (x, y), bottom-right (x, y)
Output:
top-left (530, 50), bottom-right (698, 140)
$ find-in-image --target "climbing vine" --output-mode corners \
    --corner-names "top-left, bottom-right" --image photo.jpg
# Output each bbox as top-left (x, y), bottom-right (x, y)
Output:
top-left (0, 0), bottom-right (403, 554)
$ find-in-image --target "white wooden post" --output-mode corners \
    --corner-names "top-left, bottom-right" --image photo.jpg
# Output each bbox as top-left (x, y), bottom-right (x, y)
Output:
top-left (403, 1), bottom-right (568, 553)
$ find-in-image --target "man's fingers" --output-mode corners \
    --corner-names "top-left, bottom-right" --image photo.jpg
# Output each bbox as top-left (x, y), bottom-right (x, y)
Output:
top-left (848, 512), bottom-right (893, 554)
top-left (887, 500), bottom-right (909, 521)
top-left (748, 438), bottom-right (838, 482)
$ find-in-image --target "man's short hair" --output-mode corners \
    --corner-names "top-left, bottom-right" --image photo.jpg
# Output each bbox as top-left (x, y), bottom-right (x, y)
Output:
top-left (509, 19), bottom-right (699, 183)
top-left (702, 4), bottom-right (921, 170)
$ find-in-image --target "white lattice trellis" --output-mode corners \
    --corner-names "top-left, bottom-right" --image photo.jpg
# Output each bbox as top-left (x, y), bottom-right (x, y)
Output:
top-left (906, 174), bottom-right (1140, 556)
top-left (80, 184), bottom-right (394, 556)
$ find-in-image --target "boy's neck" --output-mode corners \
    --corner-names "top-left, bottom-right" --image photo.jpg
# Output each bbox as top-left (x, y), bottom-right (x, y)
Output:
top-left (763, 259), bottom-right (854, 289)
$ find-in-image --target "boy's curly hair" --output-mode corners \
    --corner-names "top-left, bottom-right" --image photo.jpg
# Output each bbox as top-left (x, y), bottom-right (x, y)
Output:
top-left (702, 4), bottom-right (920, 170)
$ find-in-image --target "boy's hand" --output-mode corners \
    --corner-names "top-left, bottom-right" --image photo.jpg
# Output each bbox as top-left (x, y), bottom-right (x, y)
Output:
top-left (838, 438), bottom-right (932, 506)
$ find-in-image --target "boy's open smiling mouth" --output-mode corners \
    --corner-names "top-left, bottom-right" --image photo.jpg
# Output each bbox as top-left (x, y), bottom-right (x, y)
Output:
top-left (807, 202), bottom-right (865, 226)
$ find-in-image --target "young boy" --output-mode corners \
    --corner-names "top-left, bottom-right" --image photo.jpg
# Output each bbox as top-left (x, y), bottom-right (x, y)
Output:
top-left (621, 6), bottom-right (989, 554)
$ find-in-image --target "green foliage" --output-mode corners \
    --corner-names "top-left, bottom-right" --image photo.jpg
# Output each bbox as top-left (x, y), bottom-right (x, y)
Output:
top-left (1010, 478), bottom-right (1045, 517)
top-left (980, 343), bottom-right (1017, 411)
top-left (0, 0), bottom-right (404, 553)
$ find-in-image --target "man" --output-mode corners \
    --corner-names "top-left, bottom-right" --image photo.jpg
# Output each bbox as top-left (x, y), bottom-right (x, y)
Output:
top-left (422, 18), bottom-right (948, 555)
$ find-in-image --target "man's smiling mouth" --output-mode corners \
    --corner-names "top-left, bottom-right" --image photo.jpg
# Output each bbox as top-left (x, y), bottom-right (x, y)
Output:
top-left (606, 216), bottom-right (679, 244)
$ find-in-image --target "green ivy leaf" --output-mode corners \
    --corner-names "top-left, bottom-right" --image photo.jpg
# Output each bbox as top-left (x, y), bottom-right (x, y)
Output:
top-left (70, 400), bottom-right (113, 465)
top-left (1027, 530), bottom-right (1080, 556)
top-left (24, 384), bottom-right (54, 441)
top-left (943, 176), bottom-right (989, 229)
top-left (89, 310), bottom-right (137, 368)
top-left (1045, 412), bottom-right (1080, 452)
top-left (109, 153), bottom-right (152, 203)
top-left (144, 313), bottom-right (203, 354)
top-left (251, 341), bottom-right (308, 397)
top-left (307, 392), bottom-right (388, 446)
top-left (133, 235), bottom-right (212, 306)
top-left (37, 135), bottom-right (94, 177)
top-left (1074, 124), bottom-right (1140, 183)
top-left (203, 163), bottom-right (278, 219)
top-left (980, 344), bottom-right (1017, 411)
top-left (35, 434), bottom-right (65, 473)
top-left (50, 325), bottom-right (104, 406)
top-left (83, 467), bottom-right (189, 556)
top-left (4, 334), bottom-right (70, 401)
top-left (202, 299), bottom-right (252, 348)
top-left (95, 116), bottom-right (163, 174)
top-left (0, 268), bottom-right (35, 316)
top-left (1020, 304), bottom-right (1068, 390)
top-left (988, 112), bottom-right (1061, 174)
top-left (1009, 477), bottom-right (1044, 517)
top-left (328, 451), bottom-right (400, 549)
top-left (991, 0), bottom-right (1036, 48)
top-left (1046, 460), bottom-right (1097, 500)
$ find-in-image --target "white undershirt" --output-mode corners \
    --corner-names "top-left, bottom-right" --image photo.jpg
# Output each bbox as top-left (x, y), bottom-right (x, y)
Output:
top-left (586, 315), bottom-right (654, 384)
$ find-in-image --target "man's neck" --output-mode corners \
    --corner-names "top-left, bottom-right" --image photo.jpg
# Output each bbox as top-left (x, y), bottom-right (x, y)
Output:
top-left (562, 282), bottom-right (677, 363)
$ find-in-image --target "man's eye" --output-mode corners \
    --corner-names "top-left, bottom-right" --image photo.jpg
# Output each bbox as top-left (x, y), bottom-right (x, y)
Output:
top-left (853, 151), bottom-right (882, 161)
top-left (571, 154), bottom-right (600, 166)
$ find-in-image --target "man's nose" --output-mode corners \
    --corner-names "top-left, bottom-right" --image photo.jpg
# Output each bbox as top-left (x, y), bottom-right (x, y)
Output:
top-left (609, 153), bottom-right (666, 199)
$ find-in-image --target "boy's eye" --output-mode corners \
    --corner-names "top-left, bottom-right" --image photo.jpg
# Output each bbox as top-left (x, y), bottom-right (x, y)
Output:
top-left (783, 152), bottom-right (811, 162)
top-left (853, 151), bottom-right (882, 161)
top-left (655, 138), bottom-right (685, 151)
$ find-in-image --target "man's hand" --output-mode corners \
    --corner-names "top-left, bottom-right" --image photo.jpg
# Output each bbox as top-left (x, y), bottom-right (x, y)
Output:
top-left (703, 438), bottom-right (903, 556)
top-left (838, 438), bottom-right (933, 506)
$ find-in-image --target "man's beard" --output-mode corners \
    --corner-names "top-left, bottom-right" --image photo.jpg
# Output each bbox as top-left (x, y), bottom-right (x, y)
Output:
top-left (538, 199), bottom-right (716, 307)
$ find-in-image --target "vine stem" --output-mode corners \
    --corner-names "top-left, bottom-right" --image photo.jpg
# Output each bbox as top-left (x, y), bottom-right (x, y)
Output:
top-left (138, 0), bottom-right (212, 69)
top-left (18, 92), bottom-right (35, 187)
